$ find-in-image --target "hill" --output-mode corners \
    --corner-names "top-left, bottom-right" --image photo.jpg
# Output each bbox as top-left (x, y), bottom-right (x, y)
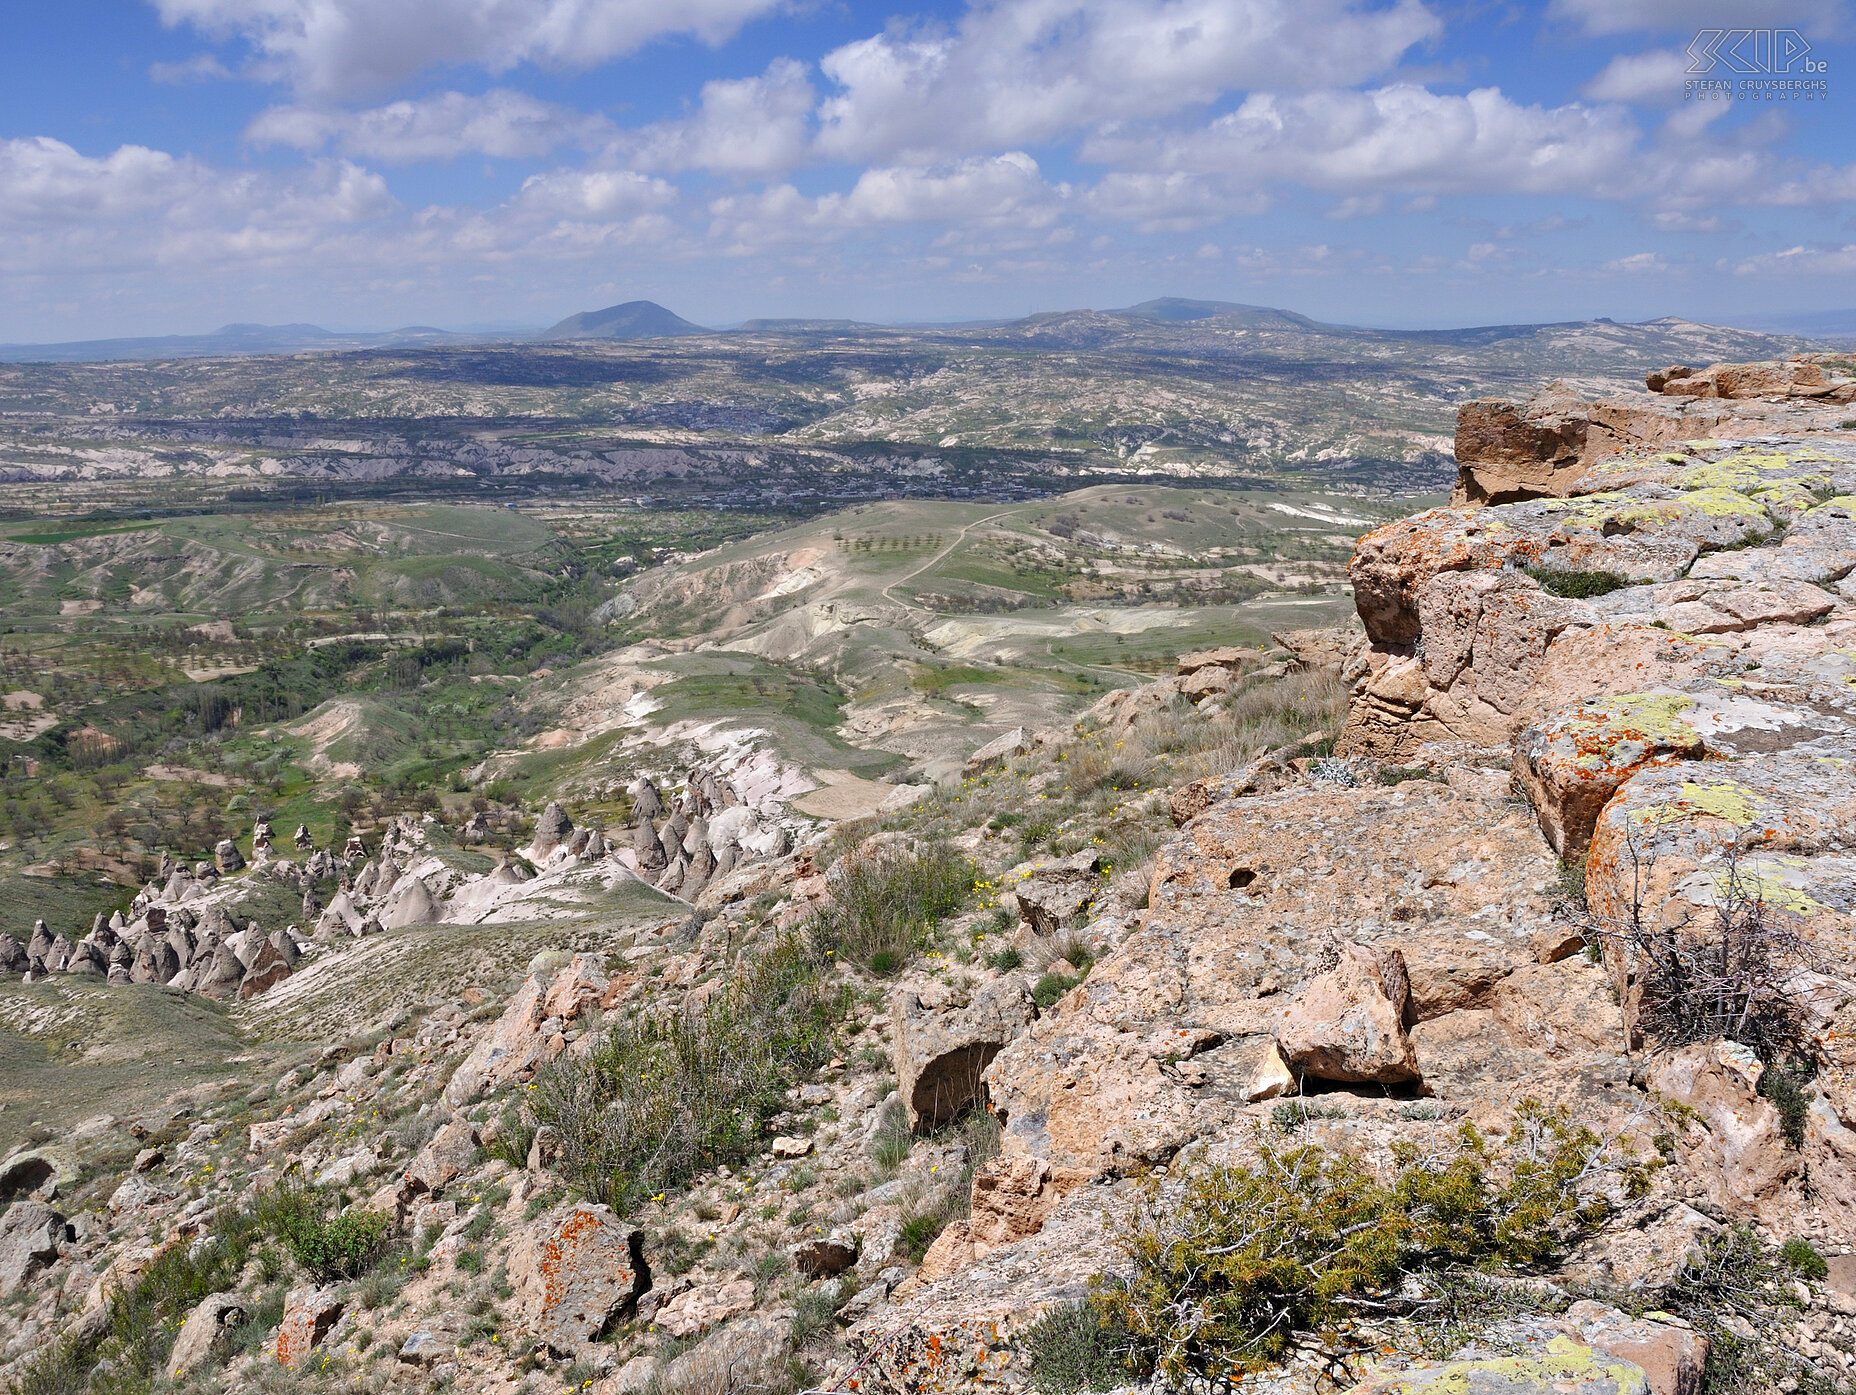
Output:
top-left (543, 300), bottom-right (706, 340)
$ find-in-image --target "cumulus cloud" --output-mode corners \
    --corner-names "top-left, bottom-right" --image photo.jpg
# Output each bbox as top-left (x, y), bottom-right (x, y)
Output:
top-left (1583, 50), bottom-right (1688, 104)
top-left (619, 60), bottom-right (815, 176)
top-left (814, 0), bottom-right (1439, 163)
top-left (1603, 251), bottom-right (1671, 272)
top-left (249, 89), bottom-right (611, 162)
top-left (708, 152), bottom-right (1067, 248)
top-left (514, 166), bottom-right (678, 218)
top-left (0, 136), bottom-right (394, 272)
top-left (154, 0), bottom-right (786, 96)
top-left (1733, 244), bottom-right (1856, 275)
top-left (1089, 85), bottom-right (1642, 199)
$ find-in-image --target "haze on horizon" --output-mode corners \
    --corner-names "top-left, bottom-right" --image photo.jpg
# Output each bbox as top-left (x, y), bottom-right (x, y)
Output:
top-left (2, 0), bottom-right (1853, 343)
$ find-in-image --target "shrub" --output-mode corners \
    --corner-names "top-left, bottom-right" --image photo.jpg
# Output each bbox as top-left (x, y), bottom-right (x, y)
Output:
top-left (1524, 567), bottom-right (1631, 599)
top-left (1781, 1237), bottom-right (1828, 1281)
top-left (1758, 1063), bottom-right (1813, 1150)
top-left (1023, 1300), bottom-right (1141, 1395)
top-left (1089, 1102), bottom-right (1645, 1385)
top-left (1597, 834), bottom-right (1816, 1062)
top-left (259, 1186), bottom-right (392, 1282)
top-left (1031, 971), bottom-right (1081, 1009)
top-left (986, 946), bottom-right (1024, 972)
top-left (529, 934), bottom-right (845, 1212)
top-left (810, 841), bottom-right (975, 971)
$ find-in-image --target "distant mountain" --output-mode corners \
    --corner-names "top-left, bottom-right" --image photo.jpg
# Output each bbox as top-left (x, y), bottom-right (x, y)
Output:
top-left (1109, 298), bottom-right (1322, 329)
top-left (543, 301), bottom-right (706, 341)
top-left (0, 322), bottom-right (486, 364)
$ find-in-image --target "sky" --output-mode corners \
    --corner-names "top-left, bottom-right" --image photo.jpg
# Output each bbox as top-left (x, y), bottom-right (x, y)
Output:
top-left (1, 0), bottom-right (1852, 339)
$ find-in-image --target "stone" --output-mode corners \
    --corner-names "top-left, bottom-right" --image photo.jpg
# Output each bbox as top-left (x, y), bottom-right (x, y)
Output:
top-left (193, 943), bottom-right (248, 1000)
top-left (214, 839), bottom-right (244, 874)
top-left (1558, 1302), bottom-right (1708, 1395)
top-left (1245, 1041), bottom-right (1296, 1102)
top-left (790, 1228), bottom-right (859, 1277)
top-left (1276, 942), bottom-right (1421, 1086)
top-left (166, 1292), bottom-right (245, 1379)
top-left (891, 977), bottom-right (1035, 1132)
top-left (1008, 850), bottom-right (1106, 935)
top-left (274, 1287), bottom-right (343, 1366)
top-left (380, 874), bottom-right (440, 929)
top-left (1645, 1041), bottom-right (1797, 1215)
top-left (655, 1278), bottom-right (756, 1339)
top-left (1346, 1337), bottom-right (1649, 1395)
top-left (658, 1313), bottom-right (791, 1395)
top-left (132, 1147), bottom-right (164, 1173)
top-left (916, 1156), bottom-right (1092, 1282)
top-left (0, 1203), bottom-right (66, 1293)
top-left (965, 727), bottom-right (1030, 775)
top-left (397, 1330), bottom-right (456, 1367)
top-left (533, 801), bottom-right (574, 857)
top-left (506, 1201), bottom-right (648, 1354)
top-left (770, 1135), bottom-right (813, 1158)
top-left (401, 1119), bottom-right (480, 1199)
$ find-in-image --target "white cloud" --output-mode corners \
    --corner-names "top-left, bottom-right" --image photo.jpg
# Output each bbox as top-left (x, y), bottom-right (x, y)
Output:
top-left (1091, 85), bottom-right (1642, 199)
top-left (514, 167), bottom-right (678, 218)
top-left (249, 89), bottom-right (611, 162)
top-left (154, 0), bottom-right (787, 96)
top-left (1733, 244), bottom-right (1856, 275)
top-left (708, 152), bottom-right (1068, 248)
top-left (1603, 251), bottom-right (1671, 272)
top-left (1084, 171), bottom-right (1269, 231)
top-left (0, 136), bottom-right (395, 273)
top-left (1582, 50), bottom-right (1687, 104)
top-left (619, 60), bottom-right (815, 176)
top-left (814, 0), bottom-right (1440, 163)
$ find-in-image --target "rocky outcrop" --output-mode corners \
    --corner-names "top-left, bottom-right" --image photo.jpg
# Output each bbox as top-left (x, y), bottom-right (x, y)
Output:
top-left (506, 1202), bottom-right (648, 1355)
top-left (274, 1287), bottom-right (343, 1367)
top-left (891, 978), bottom-right (1036, 1132)
top-left (916, 1156), bottom-right (1092, 1281)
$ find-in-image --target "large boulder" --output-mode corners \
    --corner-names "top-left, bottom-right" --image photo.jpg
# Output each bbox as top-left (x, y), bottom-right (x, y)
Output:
top-left (1276, 942), bottom-right (1420, 1086)
top-left (1007, 850), bottom-right (1105, 936)
top-left (506, 1202), bottom-right (648, 1355)
top-left (533, 801), bottom-right (574, 858)
top-left (214, 839), bottom-right (245, 875)
top-left (166, 1292), bottom-right (245, 1379)
top-left (275, 1287), bottom-right (343, 1367)
top-left (1645, 1040), bottom-right (1797, 1215)
top-left (0, 1203), bottom-right (67, 1293)
top-left (238, 939), bottom-right (293, 999)
top-left (400, 1119), bottom-right (480, 1201)
top-left (891, 977), bottom-right (1035, 1132)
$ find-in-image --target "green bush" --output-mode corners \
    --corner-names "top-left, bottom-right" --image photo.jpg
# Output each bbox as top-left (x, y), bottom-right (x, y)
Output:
top-left (1781, 1238), bottom-right (1828, 1280)
top-left (529, 934), bottom-right (845, 1212)
top-left (260, 1187), bottom-right (392, 1282)
top-left (1090, 1101), bottom-right (1646, 1385)
top-left (1758, 1064), bottom-right (1813, 1150)
top-left (1031, 971), bottom-right (1082, 1009)
top-left (1524, 567), bottom-right (1630, 599)
top-left (1023, 1300), bottom-right (1141, 1395)
top-left (809, 840), bottom-right (975, 971)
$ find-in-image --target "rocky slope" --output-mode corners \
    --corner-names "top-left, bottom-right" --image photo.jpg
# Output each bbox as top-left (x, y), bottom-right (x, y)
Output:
top-left (3, 356), bottom-right (1856, 1395)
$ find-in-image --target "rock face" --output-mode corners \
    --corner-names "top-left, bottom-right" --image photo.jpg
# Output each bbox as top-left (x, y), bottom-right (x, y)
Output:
top-left (166, 1292), bottom-right (245, 1379)
top-left (1348, 1338), bottom-right (1650, 1395)
top-left (890, 977), bottom-right (1035, 1132)
top-left (0, 1204), bottom-right (66, 1294)
top-left (917, 1156), bottom-right (1092, 1281)
top-left (507, 1201), bottom-right (649, 1355)
top-left (1007, 850), bottom-right (1104, 935)
top-left (274, 1287), bottom-right (343, 1366)
top-left (1276, 942), bottom-right (1420, 1085)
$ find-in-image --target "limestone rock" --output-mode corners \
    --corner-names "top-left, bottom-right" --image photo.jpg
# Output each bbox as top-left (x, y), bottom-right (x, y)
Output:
top-left (506, 1201), bottom-right (648, 1354)
top-left (1007, 849), bottom-right (1105, 935)
top-left (166, 1292), bottom-right (245, 1379)
top-left (790, 1228), bottom-right (858, 1278)
top-left (655, 1278), bottom-right (755, 1339)
top-left (1277, 942), bottom-right (1420, 1085)
top-left (890, 977), bottom-right (1035, 1132)
top-left (274, 1287), bottom-right (343, 1367)
top-left (0, 1203), bottom-right (66, 1293)
top-left (1645, 1040), bottom-right (1797, 1215)
top-left (917, 1156), bottom-right (1090, 1281)
top-left (1346, 1338), bottom-right (1649, 1395)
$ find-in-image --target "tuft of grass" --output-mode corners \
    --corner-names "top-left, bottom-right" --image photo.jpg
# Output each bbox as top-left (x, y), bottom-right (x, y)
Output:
top-left (809, 840), bottom-right (975, 973)
top-left (1023, 1300), bottom-right (1140, 1395)
top-left (1780, 1237), bottom-right (1828, 1281)
top-left (528, 934), bottom-right (845, 1213)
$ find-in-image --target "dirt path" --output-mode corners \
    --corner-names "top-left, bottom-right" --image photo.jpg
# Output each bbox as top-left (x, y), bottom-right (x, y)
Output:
top-left (879, 506), bottom-right (1026, 611)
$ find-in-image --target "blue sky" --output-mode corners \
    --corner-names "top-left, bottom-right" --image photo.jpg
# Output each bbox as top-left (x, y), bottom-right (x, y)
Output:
top-left (1, 0), bottom-right (1851, 339)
